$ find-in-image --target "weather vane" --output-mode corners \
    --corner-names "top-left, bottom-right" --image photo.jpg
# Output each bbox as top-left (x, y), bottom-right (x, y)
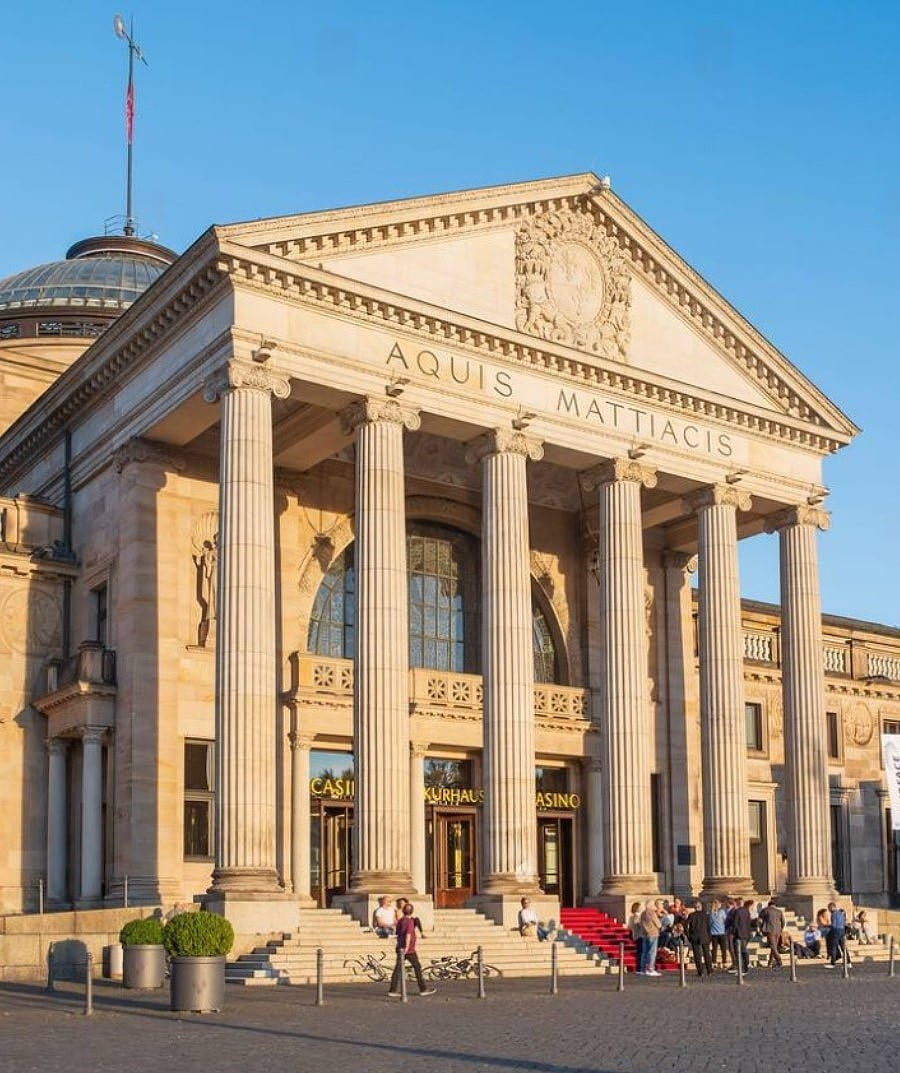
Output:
top-left (113, 14), bottom-right (148, 237)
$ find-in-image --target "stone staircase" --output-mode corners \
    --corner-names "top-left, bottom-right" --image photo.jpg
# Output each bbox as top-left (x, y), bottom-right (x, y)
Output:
top-left (227, 906), bottom-right (606, 986)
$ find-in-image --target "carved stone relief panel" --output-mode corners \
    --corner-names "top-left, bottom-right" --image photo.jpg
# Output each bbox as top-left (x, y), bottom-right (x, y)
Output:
top-left (0, 582), bottom-right (61, 655)
top-left (515, 206), bottom-right (631, 361)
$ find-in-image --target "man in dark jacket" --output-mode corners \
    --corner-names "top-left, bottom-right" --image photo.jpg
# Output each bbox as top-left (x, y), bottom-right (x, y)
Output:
top-left (728, 899), bottom-right (753, 973)
top-left (685, 900), bottom-right (713, 977)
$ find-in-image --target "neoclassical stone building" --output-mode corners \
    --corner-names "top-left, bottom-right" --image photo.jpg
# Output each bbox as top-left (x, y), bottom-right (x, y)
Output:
top-left (1, 174), bottom-right (898, 930)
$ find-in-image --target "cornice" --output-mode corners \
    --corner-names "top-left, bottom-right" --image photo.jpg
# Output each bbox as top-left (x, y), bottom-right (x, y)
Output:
top-left (221, 175), bottom-right (855, 442)
top-left (215, 240), bottom-right (851, 456)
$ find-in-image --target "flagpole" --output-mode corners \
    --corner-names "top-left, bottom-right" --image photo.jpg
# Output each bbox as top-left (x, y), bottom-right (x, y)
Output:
top-left (113, 14), bottom-right (147, 238)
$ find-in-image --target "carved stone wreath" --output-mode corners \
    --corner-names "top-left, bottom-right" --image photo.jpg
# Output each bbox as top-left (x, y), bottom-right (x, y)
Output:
top-left (515, 206), bottom-right (631, 361)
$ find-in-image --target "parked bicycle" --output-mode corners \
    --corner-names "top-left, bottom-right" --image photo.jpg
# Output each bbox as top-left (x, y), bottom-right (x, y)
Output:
top-left (423, 951), bottom-right (502, 980)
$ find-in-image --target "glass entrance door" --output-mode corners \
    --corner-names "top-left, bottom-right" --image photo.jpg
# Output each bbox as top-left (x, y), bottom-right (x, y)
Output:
top-left (538, 816), bottom-right (574, 907)
top-left (311, 802), bottom-right (353, 907)
top-left (432, 812), bottom-right (476, 908)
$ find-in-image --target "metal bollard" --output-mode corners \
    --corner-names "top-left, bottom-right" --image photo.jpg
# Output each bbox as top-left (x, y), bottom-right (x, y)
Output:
top-left (46, 941), bottom-right (55, 993)
top-left (549, 940), bottom-right (559, 995)
top-left (889, 935), bottom-right (895, 978)
top-left (789, 939), bottom-right (797, 983)
top-left (842, 939), bottom-right (850, 980)
top-left (315, 947), bottom-right (325, 1006)
top-left (38, 878), bottom-right (44, 916)
top-left (678, 944), bottom-right (686, 987)
top-left (736, 941), bottom-right (744, 986)
top-left (477, 945), bottom-right (486, 1000)
top-left (123, 875), bottom-right (129, 909)
top-left (617, 940), bottom-right (625, 992)
top-left (84, 951), bottom-right (94, 1016)
top-left (398, 950), bottom-right (408, 1004)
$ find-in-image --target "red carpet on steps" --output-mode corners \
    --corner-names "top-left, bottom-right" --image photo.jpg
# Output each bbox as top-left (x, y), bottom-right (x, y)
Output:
top-left (559, 908), bottom-right (679, 972)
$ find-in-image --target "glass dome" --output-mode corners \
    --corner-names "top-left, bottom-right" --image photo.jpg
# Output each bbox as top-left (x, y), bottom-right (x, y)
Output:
top-left (0, 235), bottom-right (176, 314)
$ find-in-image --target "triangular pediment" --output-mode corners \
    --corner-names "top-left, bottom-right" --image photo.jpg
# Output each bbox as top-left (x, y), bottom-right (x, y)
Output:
top-left (219, 174), bottom-right (857, 445)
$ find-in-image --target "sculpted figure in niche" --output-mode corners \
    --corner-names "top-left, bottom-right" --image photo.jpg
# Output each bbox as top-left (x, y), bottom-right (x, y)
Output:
top-left (191, 511), bottom-right (219, 647)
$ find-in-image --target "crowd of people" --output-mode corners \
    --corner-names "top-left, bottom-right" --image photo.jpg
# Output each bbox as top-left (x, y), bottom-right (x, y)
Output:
top-left (626, 895), bottom-right (869, 976)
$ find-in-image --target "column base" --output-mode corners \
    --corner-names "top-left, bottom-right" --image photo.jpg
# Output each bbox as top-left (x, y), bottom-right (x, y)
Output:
top-left (334, 892), bottom-right (434, 932)
top-left (701, 876), bottom-right (756, 898)
top-left (782, 881), bottom-right (836, 923)
top-left (201, 890), bottom-right (298, 935)
top-left (467, 893), bottom-right (560, 932)
top-left (208, 866), bottom-right (284, 895)
top-left (349, 870), bottom-right (415, 895)
top-left (479, 873), bottom-right (541, 896)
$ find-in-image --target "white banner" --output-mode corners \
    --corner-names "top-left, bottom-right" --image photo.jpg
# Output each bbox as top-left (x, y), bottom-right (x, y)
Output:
top-left (882, 734), bottom-right (900, 830)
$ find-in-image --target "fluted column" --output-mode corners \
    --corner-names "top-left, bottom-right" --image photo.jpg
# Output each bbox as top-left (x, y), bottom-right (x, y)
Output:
top-left (585, 458), bottom-right (658, 892)
top-left (289, 730), bottom-right (315, 904)
top-left (410, 743), bottom-right (428, 895)
top-left (79, 727), bottom-right (105, 904)
top-left (46, 739), bottom-right (68, 906)
top-left (584, 756), bottom-right (604, 897)
top-left (691, 483), bottom-right (754, 894)
top-left (768, 504), bottom-right (834, 900)
top-left (204, 360), bottom-right (291, 894)
top-left (468, 428), bottom-right (543, 893)
top-left (343, 396), bottom-right (420, 892)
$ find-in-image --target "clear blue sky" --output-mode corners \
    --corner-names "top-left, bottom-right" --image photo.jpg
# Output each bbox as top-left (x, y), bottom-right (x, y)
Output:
top-left (2, 1), bottom-right (898, 625)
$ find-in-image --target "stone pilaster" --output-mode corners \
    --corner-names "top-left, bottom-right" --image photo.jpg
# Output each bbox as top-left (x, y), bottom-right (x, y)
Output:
top-left (203, 360), bottom-right (291, 908)
top-left (584, 458), bottom-right (658, 900)
top-left (690, 484), bottom-right (754, 895)
top-left (584, 755), bottom-right (604, 898)
top-left (410, 743), bottom-right (428, 896)
top-left (79, 727), bottom-right (105, 905)
top-left (768, 505), bottom-right (835, 908)
top-left (342, 396), bottom-right (420, 894)
top-left (289, 729), bottom-right (315, 906)
top-left (46, 738), bottom-right (68, 906)
top-left (467, 428), bottom-right (543, 895)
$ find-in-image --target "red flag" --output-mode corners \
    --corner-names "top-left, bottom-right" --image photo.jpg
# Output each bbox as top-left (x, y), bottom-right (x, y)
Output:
top-left (126, 78), bottom-right (134, 145)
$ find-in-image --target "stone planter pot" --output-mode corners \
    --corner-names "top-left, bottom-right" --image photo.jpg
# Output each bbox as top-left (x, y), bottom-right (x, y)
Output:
top-left (169, 956), bottom-right (226, 1012)
top-left (122, 944), bottom-right (166, 989)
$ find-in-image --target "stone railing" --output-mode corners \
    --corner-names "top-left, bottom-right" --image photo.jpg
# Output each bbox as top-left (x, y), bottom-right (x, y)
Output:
top-left (45, 641), bottom-right (116, 694)
top-left (743, 630), bottom-right (777, 664)
top-left (292, 656), bottom-right (589, 723)
top-left (823, 644), bottom-right (850, 675)
top-left (866, 652), bottom-right (900, 682)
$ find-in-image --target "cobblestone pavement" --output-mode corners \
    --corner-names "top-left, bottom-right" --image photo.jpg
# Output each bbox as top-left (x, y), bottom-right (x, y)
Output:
top-left (1, 965), bottom-right (898, 1073)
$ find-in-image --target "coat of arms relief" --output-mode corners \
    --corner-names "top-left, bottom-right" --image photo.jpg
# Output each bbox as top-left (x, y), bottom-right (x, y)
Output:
top-left (515, 206), bottom-right (631, 362)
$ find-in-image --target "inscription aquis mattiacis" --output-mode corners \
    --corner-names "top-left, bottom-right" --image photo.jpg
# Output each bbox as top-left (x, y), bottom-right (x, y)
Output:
top-left (385, 342), bottom-right (734, 458)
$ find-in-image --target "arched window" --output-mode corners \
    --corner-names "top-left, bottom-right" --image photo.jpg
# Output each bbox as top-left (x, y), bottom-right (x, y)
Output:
top-left (307, 546), bottom-right (355, 658)
top-left (307, 527), bottom-right (561, 684)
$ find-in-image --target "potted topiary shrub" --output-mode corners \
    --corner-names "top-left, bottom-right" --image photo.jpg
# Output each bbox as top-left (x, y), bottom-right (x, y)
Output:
top-left (119, 916), bottom-right (166, 990)
top-left (163, 909), bottom-right (234, 1013)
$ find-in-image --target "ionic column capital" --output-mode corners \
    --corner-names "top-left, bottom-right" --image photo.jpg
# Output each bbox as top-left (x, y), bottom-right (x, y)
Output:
top-left (663, 550), bottom-right (698, 575)
top-left (203, 359), bottom-right (291, 403)
top-left (288, 731), bottom-right (315, 752)
top-left (765, 504), bottom-right (831, 534)
top-left (46, 737), bottom-right (69, 756)
top-left (114, 436), bottom-right (187, 476)
top-left (465, 428), bottom-right (544, 465)
top-left (340, 396), bottom-right (421, 435)
top-left (410, 741), bottom-right (429, 760)
top-left (687, 483), bottom-right (752, 513)
top-left (79, 726), bottom-right (106, 746)
top-left (580, 457), bottom-right (657, 492)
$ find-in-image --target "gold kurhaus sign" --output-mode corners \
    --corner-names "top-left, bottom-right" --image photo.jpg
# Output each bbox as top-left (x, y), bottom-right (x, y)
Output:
top-left (309, 778), bottom-right (581, 810)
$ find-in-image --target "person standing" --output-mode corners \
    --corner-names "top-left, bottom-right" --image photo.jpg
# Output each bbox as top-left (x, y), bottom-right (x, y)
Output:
top-left (826, 901), bottom-right (848, 968)
top-left (708, 898), bottom-right (728, 969)
top-left (627, 901), bottom-right (644, 976)
top-left (388, 903), bottom-right (436, 997)
top-left (760, 897), bottom-right (785, 969)
top-left (685, 900), bottom-right (713, 978)
top-left (728, 899), bottom-right (753, 974)
top-left (639, 900), bottom-right (663, 976)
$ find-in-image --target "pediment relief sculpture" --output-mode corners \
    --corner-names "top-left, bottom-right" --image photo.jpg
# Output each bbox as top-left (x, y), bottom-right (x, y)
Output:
top-left (516, 205), bottom-right (631, 362)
